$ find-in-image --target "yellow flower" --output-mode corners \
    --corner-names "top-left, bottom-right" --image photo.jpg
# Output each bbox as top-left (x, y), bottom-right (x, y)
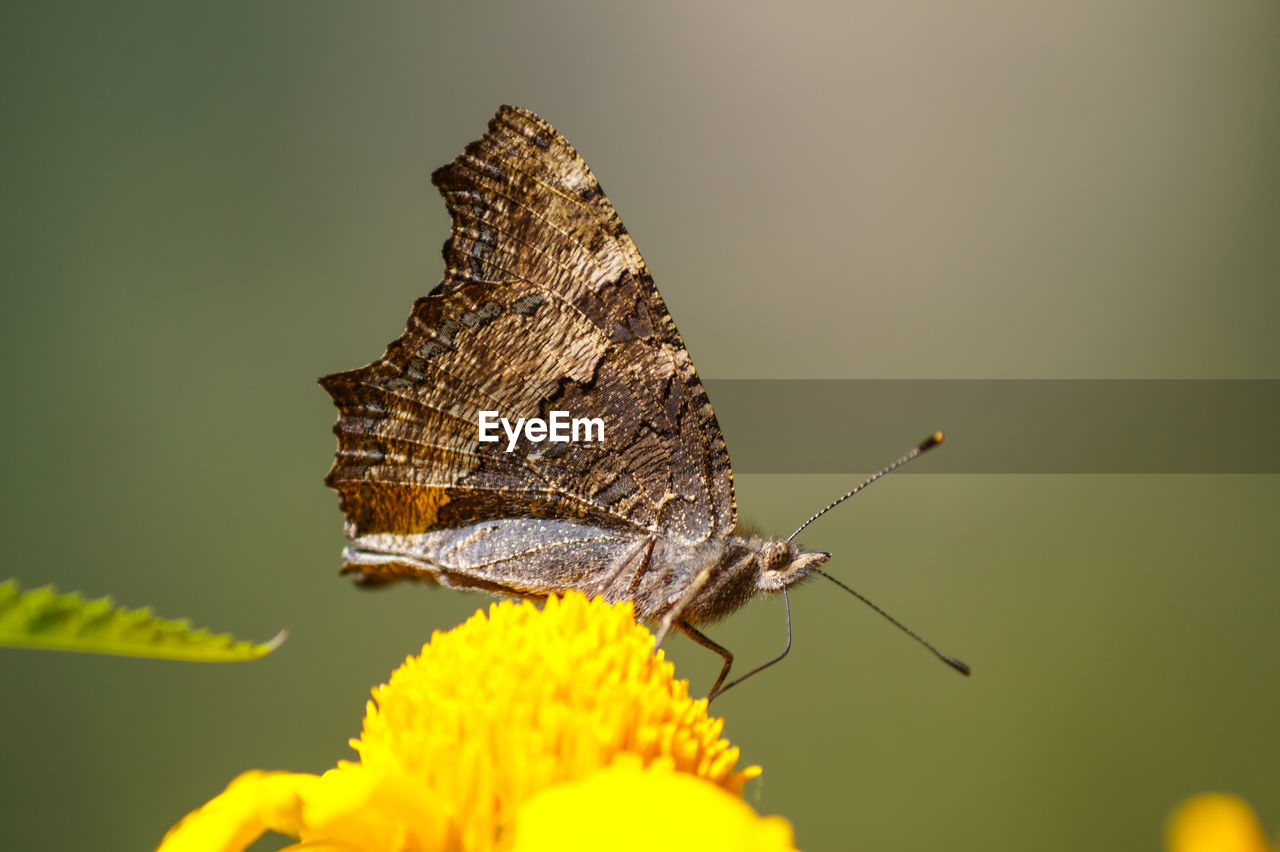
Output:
top-left (1166, 793), bottom-right (1274, 852)
top-left (158, 592), bottom-right (794, 852)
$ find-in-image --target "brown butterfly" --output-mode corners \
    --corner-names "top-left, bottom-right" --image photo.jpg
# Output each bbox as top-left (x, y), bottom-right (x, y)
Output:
top-left (320, 105), bottom-right (961, 697)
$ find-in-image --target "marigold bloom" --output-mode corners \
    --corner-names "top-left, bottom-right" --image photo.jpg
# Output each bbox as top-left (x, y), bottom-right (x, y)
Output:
top-left (1166, 793), bottom-right (1274, 852)
top-left (158, 592), bottom-right (794, 852)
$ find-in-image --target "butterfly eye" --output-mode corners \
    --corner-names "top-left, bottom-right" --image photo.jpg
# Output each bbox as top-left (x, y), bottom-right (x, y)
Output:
top-left (761, 540), bottom-right (791, 571)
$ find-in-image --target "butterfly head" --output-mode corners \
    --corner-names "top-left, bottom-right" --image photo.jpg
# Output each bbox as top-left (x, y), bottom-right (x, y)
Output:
top-left (754, 538), bottom-right (829, 592)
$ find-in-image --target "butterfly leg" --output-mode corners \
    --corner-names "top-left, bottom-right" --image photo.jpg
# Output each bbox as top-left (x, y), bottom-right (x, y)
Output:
top-left (676, 621), bottom-right (734, 702)
top-left (654, 563), bottom-right (715, 647)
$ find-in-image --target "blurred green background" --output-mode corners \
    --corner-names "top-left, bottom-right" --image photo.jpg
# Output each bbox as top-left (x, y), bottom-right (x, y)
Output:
top-left (2, 2), bottom-right (1277, 850)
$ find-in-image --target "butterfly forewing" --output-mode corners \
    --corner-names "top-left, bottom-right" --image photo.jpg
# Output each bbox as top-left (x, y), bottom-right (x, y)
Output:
top-left (322, 106), bottom-right (738, 592)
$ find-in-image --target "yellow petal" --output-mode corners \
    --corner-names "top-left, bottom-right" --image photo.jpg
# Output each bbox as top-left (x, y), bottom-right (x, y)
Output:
top-left (295, 763), bottom-right (452, 851)
top-left (1166, 793), bottom-right (1270, 852)
top-left (157, 770), bottom-right (321, 852)
top-left (157, 765), bottom-right (452, 852)
top-left (509, 756), bottom-right (797, 852)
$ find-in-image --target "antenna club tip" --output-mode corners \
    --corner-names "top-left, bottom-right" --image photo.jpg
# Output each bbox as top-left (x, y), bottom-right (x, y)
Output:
top-left (921, 431), bottom-right (945, 451)
top-left (944, 655), bottom-right (971, 676)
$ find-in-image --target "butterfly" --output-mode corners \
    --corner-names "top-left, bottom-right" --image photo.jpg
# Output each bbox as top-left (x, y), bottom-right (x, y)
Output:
top-left (320, 105), bottom-right (960, 697)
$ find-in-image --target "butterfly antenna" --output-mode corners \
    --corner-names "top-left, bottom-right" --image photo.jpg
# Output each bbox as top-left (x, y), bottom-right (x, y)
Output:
top-left (787, 431), bottom-right (945, 543)
top-left (817, 568), bottom-right (970, 675)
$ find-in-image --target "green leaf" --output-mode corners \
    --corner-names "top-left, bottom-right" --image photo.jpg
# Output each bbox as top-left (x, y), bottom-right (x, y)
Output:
top-left (0, 579), bottom-right (284, 661)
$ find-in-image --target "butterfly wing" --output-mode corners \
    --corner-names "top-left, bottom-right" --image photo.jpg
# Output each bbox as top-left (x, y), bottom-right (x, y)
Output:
top-left (321, 106), bottom-right (736, 585)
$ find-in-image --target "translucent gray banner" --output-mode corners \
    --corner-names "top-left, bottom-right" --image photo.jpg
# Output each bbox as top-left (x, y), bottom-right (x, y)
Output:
top-left (703, 380), bottom-right (1280, 474)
